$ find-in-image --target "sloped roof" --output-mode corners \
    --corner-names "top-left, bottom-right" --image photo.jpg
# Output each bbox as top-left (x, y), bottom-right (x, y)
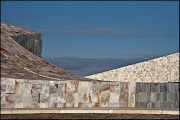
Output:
top-left (1, 22), bottom-right (98, 81)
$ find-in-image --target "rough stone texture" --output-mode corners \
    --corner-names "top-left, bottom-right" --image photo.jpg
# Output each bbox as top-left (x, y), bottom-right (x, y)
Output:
top-left (1, 78), bottom-right (179, 109)
top-left (85, 53), bottom-right (179, 83)
top-left (1, 22), bottom-right (42, 57)
top-left (10, 33), bottom-right (42, 58)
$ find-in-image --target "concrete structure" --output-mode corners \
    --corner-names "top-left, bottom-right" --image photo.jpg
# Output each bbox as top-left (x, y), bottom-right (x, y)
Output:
top-left (1, 23), bottom-right (42, 57)
top-left (1, 23), bottom-right (179, 112)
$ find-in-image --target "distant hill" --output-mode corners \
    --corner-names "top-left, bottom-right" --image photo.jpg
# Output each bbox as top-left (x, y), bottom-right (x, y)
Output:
top-left (43, 54), bottom-right (163, 77)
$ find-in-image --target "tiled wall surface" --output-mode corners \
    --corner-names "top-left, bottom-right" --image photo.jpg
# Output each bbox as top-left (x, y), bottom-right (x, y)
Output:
top-left (1, 78), bottom-right (179, 109)
top-left (85, 53), bottom-right (179, 82)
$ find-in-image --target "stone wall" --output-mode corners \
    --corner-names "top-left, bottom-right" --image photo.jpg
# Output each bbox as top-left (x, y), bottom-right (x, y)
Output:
top-left (85, 53), bottom-right (179, 82)
top-left (1, 78), bottom-right (179, 109)
top-left (10, 34), bottom-right (42, 58)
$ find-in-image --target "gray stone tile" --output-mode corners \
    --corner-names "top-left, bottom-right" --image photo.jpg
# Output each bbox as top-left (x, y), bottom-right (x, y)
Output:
top-left (120, 82), bottom-right (128, 93)
top-left (6, 78), bottom-right (15, 93)
top-left (5, 94), bottom-right (14, 104)
top-left (90, 93), bottom-right (100, 103)
top-left (110, 102), bottom-right (119, 107)
top-left (151, 83), bottom-right (160, 92)
top-left (101, 93), bottom-right (110, 103)
top-left (49, 103), bottom-right (57, 108)
top-left (40, 103), bottom-right (48, 108)
top-left (49, 93), bottom-right (58, 103)
top-left (110, 82), bottom-right (120, 92)
top-left (58, 92), bottom-right (66, 103)
top-left (79, 82), bottom-right (90, 93)
top-left (119, 92), bottom-right (128, 103)
top-left (160, 83), bottom-right (167, 92)
top-left (78, 93), bottom-right (89, 104)
top-left (40, 93), bottom-right (49, 103)
top-left (90, 82), bottom-right (100, 93)
top-left (101, 102), bottom-right (110, 107)
top-left (100, 82), bottom-right (110, 93)
top-left (128, 82), bottom-right (136, 93)
top-left (1, 85), bottom-right (6, 94)
top-left (167, 83), bottom-right (176, 92)
top-left (110, 92), bottom-right (119, 102)
top-left (66, 81), bottom-right (79, 93)
top-left (119, 102), bottom-right (128, 107)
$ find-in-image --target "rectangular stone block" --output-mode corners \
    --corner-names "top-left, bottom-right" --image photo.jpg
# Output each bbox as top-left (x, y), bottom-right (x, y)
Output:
top-left (32, 80), bottom-right (42, 94)
top-left (110, 102), bottom-right (119, 107)
top-left (160, 83), bottom-right (167, 92)
top-left (49, 81), bottom-right (58, 93)
top-left (49, 103), bottom-right (58, 108)
top-left (78, 93), bottom-right (90, 104)
top-left (57, 103), bottom-right (65, 108)
top-left (110, 82), bottom-right (120, 92)
top-left (160, 101), bottom-right (172, 108)
top-left (100, 82), bottom-right (110, 93)
top-left (65, 81), bottom-right (79, 93)
top-left (159, 92), bottom-right (167, 102)
top-left (58, 92), bottom-right (66, 103)
top-left (110, 92), bottom-right (119, 102)
top-left (40, 103), bottom-right (48, 108)
top-left (90, 82), bottom-right (100, 93)
top-left (151, 92), bottom-right (159, 102)
top-left (119, 92), bottom-right (128, 103)
top-left (101, 93), bottom-right (110, 103)
top-left (167, 83), bottom-right (176, 92)
top-left (128, 102), bottom-right (135, 107)
top-left (1, 85), bottom-right (6, 94)
top-left (142, 83), bottom-right (151, 93)
top-left (31, 103), bottom-right (40, 108)
top-left (101, 102), bottom-right (110, 107)
top-left (40, 93), bottom-right (49, 103)
top-left (151, 83), bottom-right (160, 92)
top-left (78, 103), bottom-right (91, 107)
top-left (58, 81), bottom-right (66, 93)
top-left (175, 83), bottom-right (179, 92)
top-left (137, 102), bottom-right (148, 108)
top-left (119, 102), bottom-right (128, 107)
top-left (49, 93), bottom-right (58, 103)
top-left (5, 94), bottom-right (14, 104)
top-left (128, 93), bottom-right (135, 103)
top-left (120, 82), bottom-right (128, 93)
top-left (79, 82), bottom-right (90, 93)
top-left (41, 81), bottom-right (49, 93)
top-left (90, 93), bottom-right (100, 103)
top-left (66, 93), bottom-right (78, 104)
top-left (136, 83), bottom-right (142, 93)
top-left (6, 78), bottom-right (15, 93)
top-left (15, 79), bottom-right (32, 95)
top-left (128, 82), bottom-right (136, 93)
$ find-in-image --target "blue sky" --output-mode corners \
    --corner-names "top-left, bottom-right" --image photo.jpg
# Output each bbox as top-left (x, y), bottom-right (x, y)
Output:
top-left (1, 1), bottom-right (179, 58)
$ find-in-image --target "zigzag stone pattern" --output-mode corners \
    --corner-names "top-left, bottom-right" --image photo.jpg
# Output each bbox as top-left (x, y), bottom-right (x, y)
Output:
top-left (85, 53), bottom-right (179, 82)
top-left (1, 23), bottom-right (179, 109)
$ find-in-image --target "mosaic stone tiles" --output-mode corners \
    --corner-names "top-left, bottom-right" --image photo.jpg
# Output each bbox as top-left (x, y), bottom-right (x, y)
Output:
top-left (85, 53), bottom-right (179, 83)
top-left (1, 78), bottom-right (179, 109)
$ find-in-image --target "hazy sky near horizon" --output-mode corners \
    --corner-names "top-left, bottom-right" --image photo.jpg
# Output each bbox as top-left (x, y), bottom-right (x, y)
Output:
top-left (1, 1), bottom-right (179, 58)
